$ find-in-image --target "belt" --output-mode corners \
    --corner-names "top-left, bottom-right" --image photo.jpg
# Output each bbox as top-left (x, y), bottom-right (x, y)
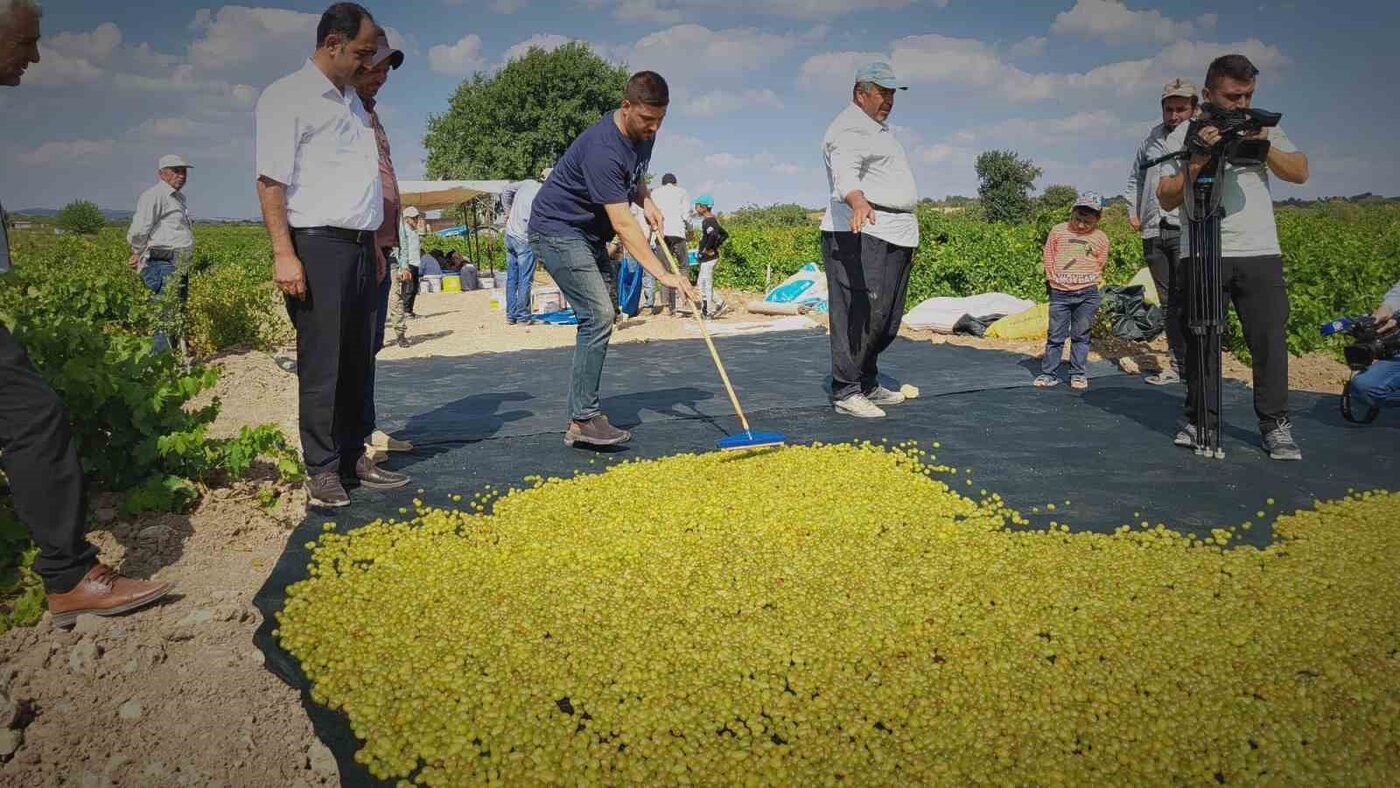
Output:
top-left (1159, 219), bottom-right (1181, 233)
top-left (868, 202), bottom-right (913, 214)
top-left (293, 226), bottom-right (373, 245)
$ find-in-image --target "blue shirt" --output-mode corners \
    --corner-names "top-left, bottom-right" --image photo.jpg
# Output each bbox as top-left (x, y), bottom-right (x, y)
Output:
top-left (529, 112), bottom-right (653, 243)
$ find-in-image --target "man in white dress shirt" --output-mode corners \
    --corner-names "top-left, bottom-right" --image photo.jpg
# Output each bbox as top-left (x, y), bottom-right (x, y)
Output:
top-left (127, 154), bottom-right (196, 353)
top-left (255, 2), bottom-right (406, 508)
top-left (649, 173), bottom-right (692, 314)
top-left (820, 61), bottom-right (920, 419)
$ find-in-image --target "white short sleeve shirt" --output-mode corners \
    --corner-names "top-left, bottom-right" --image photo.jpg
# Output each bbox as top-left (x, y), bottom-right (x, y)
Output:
top-left (255, 59), bottom-right (383, 231)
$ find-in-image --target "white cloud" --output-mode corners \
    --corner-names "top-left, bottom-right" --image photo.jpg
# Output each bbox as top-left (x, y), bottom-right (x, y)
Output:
top-left (1051, 0), bottom-right (1200, 45)
top-left (500, 34), bottom-right (577, 65)
top-left (584, 0), bottom-right (935, 22)
top-left (16, 139), bottom-right (116, 167)
top-left (186, 6), bottom-right (317, 73)
top-left (680, 88), bottom-right (782, 117)
top-left (704, 152), bottom-right (749, 169)
top-left (1009, 36), bottom-right (1047, 59)
top-left (429, 34), bottom-right (487, 76)
top-left (491, 0), bottom-right (529, 12)
top-left (771, 163), bottom-right (804, 176)
top-left (800, 34), bottom-right (1288, 102)
top-left (625, 24), bottom-right (802, 78)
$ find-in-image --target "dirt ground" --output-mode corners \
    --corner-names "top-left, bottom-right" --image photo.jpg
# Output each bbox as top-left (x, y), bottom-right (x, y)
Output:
top-left (0, 286), bottom-right (1352, 786)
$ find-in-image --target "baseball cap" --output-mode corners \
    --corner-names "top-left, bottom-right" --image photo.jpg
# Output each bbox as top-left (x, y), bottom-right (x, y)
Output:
top-left (1073, 191), bottom-right (1104, 213)
top-left (694, 194), bottom-right (714, 209)
top-left (158, 154), bottom-right (192, 170)
top-left (854, 61), bottom-right (907, 91)
top-left (403, 206), bottom-right (421, 218)
top-left (1161, 78), bottom-right (1197, 101)
top-left (370, 32), bottom-right (405, 70)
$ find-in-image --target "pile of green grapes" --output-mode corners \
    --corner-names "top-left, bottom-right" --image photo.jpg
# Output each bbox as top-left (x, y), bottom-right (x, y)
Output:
top-left (276, 443), bottom-right (1399, 784)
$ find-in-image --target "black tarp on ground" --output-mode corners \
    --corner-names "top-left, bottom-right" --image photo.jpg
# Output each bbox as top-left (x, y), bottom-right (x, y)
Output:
top-left (252, 332), bottom-right (1397, 786)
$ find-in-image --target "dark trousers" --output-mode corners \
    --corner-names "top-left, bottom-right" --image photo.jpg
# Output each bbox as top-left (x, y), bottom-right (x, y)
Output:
top-left (362, 250), bottom-right (393, 439)
top-left (1182, 254), bottom-right (1290, 431)
top-left (1144, 232), bottom-right (1187, 372)
top-left (0, 326), bottom-right (98, 592)
top-left (663, 235), bottom-right (688, 306)
top-left (821, 231), bottom-right (915, 401)
top-left (1043, 286), bottom-right (1101, 378)
top-left (286, 231), bottom-right (375, 476)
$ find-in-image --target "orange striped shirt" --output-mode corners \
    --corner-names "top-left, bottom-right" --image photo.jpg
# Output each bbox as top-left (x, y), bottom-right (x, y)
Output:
top-left (1043, 222), bottom-right (1109, 292)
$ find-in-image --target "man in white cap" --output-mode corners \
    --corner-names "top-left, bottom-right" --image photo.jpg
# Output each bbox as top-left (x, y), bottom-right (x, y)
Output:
top-left (355, 26), bottom-right (415, 459)
top-left (820, 61), bottom-right (919, 419)
top-left (127, 153), bottom-right (195, 353)
top-left (1126, 78), bottom-right (1197, 386)
top-left (503, 166), bottom-right (551, 326)
top-left (387, 205), bottom-right (420, 348)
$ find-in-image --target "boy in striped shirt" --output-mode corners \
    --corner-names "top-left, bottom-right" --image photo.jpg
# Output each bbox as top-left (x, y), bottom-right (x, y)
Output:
top-left (1035, 191), bottom-right (1109, 390)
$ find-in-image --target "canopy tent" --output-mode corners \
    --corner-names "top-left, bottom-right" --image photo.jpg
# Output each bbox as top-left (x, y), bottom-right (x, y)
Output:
top-left (396, 179), bottom-right (513, 212)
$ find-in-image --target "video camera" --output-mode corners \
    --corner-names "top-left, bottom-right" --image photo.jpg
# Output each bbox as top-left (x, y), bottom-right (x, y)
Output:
top-left (1186, 103), bottom-right (1283, 167)
top-left (1320, 314), bottom-right (1400, 423)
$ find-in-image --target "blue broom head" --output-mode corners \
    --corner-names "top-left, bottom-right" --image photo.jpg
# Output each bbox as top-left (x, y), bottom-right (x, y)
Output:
top-left (716, 430), bottom-right (787, 451)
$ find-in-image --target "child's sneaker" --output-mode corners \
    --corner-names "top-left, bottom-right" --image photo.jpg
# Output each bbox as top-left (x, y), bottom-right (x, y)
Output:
top-left (1070, 376), bottom-right (1089, 390)
top-left (1033, 374), bottom-right (1060, 388)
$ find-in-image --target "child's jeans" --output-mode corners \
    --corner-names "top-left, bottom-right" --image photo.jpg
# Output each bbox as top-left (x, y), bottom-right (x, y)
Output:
top-left (1042, 286), bottom-right (1101, 378)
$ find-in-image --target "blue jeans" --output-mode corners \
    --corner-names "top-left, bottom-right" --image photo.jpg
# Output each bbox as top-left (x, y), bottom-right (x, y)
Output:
top-left (141, 260), bottom-right (178, 354)
top-left (530, 232), bottom-right (616, 421)
top-left (505, 233), bottom-right (536, 323)
top-left (1043, 286), bottom-right (1101, 378)
top-left (1351, 359), bottom-right (1400, 409)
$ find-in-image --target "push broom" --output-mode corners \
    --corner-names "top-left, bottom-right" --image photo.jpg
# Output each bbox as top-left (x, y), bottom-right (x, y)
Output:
top-left (657, 242), bottom-right (785, 451)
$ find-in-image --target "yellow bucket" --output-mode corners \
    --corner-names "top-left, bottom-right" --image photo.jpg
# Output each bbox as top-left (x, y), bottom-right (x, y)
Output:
top-left (441, 273), bottom-right (462, 293)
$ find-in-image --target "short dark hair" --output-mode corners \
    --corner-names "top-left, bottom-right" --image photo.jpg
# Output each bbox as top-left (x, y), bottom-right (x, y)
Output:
top-left (1205, 54), bottom-right (1259, 90)
top-left (662, 173), bottom-right (677, 185)
top-left (625, 71), bottom-right (669, 107)
top-left (317, 2), bottom-right (373, 48)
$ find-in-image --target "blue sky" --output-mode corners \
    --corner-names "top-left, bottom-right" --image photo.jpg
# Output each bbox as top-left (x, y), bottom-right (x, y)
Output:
top-left (2, 0), bottom-right (1398, 219)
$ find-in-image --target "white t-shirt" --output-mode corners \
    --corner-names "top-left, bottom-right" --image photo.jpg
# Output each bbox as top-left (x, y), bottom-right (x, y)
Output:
top-left (650, 183), bottom-right (692, 240)
top-left (1163, 123), bottom-right (1298, 258)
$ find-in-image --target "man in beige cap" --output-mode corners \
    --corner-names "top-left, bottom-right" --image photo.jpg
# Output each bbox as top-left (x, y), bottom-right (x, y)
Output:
top-left (1125, 78), bottom-right (1196, 386)
top-left (128, 153), bottom-right (195, 353)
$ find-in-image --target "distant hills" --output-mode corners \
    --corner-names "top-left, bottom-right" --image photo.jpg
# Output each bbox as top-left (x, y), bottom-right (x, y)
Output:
top-left (9, 207), bottom-right (258, 224)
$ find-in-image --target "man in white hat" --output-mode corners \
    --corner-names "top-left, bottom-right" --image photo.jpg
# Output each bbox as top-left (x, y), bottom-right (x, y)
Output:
top-left (820, 61), bottom-right (919, 419)
top-left (127, 153), bottom-right (195, 353)
top-left (386, 205), bottom-right (420, 349)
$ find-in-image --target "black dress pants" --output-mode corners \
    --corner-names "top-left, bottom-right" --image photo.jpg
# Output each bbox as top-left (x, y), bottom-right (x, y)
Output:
top-left (286, 231), bottom-right (375, 476)
top-left (821, 231), bottom-right (915, 401)
top-left (0, 326), bottom-right (98, 592)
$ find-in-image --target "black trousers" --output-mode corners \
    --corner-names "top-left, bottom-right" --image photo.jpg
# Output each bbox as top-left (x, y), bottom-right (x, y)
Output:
top-left (286, 231), bottom-right (375, 476)
top-left (362, 250), bottom-right (394, 439)
top-left (0, 326), bottom-right (98, 592)
top-left (1144, 232), bottom-right (1187, 372)
top-left (1182, 254), bottom-right (1290, 431)
top-left (821, 231), bottom-right (915, 401)
top-left (403, 266), bottom-right (420, 315)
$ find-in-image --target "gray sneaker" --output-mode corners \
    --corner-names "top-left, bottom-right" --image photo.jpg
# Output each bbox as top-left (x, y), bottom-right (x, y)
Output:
top-left (1262, 420), bottom-right (1302, 461)
top-left (305, 471), bottom-right (350, 508)
top-left (1146, 369), bottom-right (1182, 385)
top-left (864, 385), bottom-right (906, 406)
top-left (564, 415), bottom-right (632, 447)
top-left (834, 393), bottom-right (886, 418)
top-left (1173, 422), bottom-right (1197, 447)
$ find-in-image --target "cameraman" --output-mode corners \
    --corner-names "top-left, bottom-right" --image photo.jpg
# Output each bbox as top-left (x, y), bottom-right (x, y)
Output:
top-left (1158, 54), bottom-right (1310, 461)
top-left (1350, 280), bottom-right (1400, 410)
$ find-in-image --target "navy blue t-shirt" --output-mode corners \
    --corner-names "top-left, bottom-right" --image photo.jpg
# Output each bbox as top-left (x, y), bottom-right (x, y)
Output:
top-left (529, 112), bottom-right (653, 243)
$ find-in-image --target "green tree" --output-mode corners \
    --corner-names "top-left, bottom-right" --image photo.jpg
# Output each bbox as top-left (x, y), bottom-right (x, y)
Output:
top-left (1038, 184), bottom-right (1078, 215)
top-left (975, 150), bottom-right (1042, 225)
top-left (727, 203), bottom-right (817, 227)
top-left (424, 43), bottom-right (628, 181)
top-left (55, 200), bottom-right (105, 235)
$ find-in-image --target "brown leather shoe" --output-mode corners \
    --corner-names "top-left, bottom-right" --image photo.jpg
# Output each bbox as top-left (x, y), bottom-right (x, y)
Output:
top-left (346, 454), bottom-right (410, 490)
top-left (564, 415), bottom-right (631, 447)
top-left (306, 470), bottom-right (350, 508)
top-left (47, 564), bottom-right (174, 629)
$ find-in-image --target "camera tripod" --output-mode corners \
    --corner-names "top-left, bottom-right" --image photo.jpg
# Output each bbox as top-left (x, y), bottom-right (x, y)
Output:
top-left (1143, 148), bottom-right (1231, 459)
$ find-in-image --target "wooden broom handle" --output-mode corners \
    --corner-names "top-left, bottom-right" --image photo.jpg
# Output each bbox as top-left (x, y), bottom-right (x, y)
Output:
top-left (657, 242), bottom-right (753, 434)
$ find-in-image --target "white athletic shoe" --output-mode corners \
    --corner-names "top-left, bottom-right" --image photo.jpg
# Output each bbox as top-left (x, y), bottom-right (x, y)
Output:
top-left (864, 385), bottom-right (907, 406)
top-left (834, 393), bottom-right (886, 418)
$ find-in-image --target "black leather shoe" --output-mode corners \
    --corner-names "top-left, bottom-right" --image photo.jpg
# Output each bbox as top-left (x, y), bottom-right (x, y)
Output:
top-left (306, 471), bottom-right (350, 508)
top-left (347, 455), bottom-right (410, 490)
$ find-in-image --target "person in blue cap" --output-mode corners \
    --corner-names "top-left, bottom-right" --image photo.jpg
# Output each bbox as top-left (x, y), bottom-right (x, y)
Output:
top-left (819, 61), bottom-right (919, 419)
top-left (692, 194), bottom-right (729, 318)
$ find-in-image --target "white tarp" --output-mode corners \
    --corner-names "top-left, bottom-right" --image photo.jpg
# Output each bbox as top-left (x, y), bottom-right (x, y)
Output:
top-left (397, 180), bottom-right (513, 211)
top-left (902, 293), bottom-right (1036, 333)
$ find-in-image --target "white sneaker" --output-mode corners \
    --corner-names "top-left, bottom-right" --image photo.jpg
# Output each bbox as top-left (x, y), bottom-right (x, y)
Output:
top-left (864, 385), bottom-right (906, 406)
top-left (834, 393), bottom-right (886, 418)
